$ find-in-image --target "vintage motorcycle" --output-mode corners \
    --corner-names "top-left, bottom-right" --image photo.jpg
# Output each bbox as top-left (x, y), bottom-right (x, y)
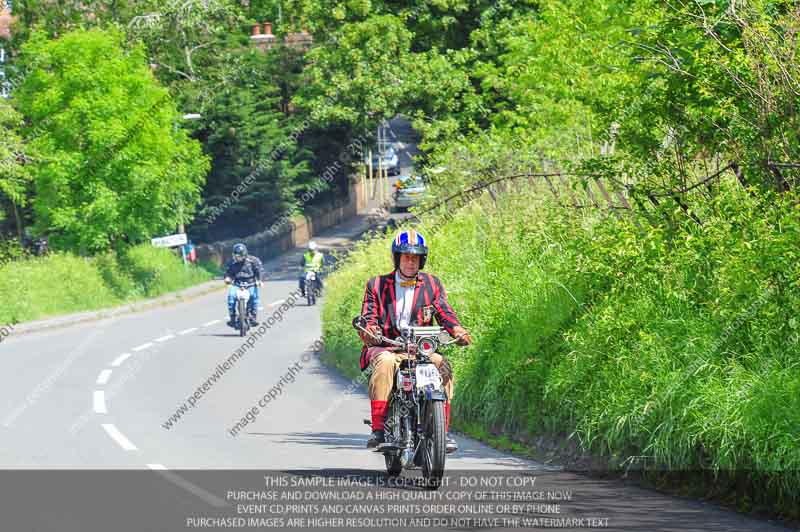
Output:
top-left (352, 316), bottom-right (462, 489)
top-left (305, 271), bottom-right (321, 306)
top-left (233, 280), bottom-right (258, 337)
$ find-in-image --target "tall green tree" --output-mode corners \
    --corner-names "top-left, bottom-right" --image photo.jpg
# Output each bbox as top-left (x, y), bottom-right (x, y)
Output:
top-left (10, 0), bottom-right (249, 119)
top-left (612, 0), bottom-right (800, 189)
top-left (294, 14), bottom-right (414, 127)
top-left (126, 0), bottom-right (245, 108)
top-left (15, 27), bottom-right (209, 253)
top-left (282, 0), bottom-right (536, 53)
top-left (0, 98), bottom-right (30, 242)
top-left (193, 47), bottom-right (314, 240)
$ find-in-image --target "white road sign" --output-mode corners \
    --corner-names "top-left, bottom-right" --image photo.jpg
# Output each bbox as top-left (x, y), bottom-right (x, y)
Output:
top-left (151, 233), bottom-right (188, 248)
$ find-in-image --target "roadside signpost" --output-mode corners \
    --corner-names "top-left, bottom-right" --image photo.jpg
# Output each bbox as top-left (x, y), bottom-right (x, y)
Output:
top-left (151, 233), bottom-right (189, 265)
top-left (151, 233), bottom-right (188, 248)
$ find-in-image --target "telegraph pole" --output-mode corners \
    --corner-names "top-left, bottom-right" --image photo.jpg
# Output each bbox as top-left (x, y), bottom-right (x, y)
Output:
top-left (378, 122), bottom-right (384, 205)
top-left (0, 47), bottom-right (7, 99)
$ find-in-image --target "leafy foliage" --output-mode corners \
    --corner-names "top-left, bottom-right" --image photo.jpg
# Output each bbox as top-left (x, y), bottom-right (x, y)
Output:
top-left (0, 98), bottom-right (31, 240)
top-left (0, 244), bottom-right (212, 323)
top-left (323, 180), bottom-right (800, 519)
top-left (14, 28), bottom-right (209, 253)
top-left (294, 14), bottom-right (414, 126)
top-left (192, 46), bottom-right (314, 240)
top-left (0, 98), bottom-right (29, 207)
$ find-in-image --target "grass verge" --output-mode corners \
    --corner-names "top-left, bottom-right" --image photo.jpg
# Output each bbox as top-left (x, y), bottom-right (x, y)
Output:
top-left (0, 244), bottom-right (216, 324)
top-left (321, 180), bottom-right (800, 523)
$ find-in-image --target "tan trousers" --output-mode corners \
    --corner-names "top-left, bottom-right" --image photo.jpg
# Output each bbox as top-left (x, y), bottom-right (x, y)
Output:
top-left (368, 351), bottom-right (454, 402)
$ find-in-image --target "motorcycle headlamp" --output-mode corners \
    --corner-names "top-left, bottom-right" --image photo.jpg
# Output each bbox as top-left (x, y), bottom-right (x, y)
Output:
top-left (417, 337), bottom-right (438, 357)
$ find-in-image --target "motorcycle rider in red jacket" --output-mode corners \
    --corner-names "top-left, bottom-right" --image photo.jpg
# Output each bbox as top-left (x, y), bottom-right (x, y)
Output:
top-left (358, 229), bottom-right (472, 452)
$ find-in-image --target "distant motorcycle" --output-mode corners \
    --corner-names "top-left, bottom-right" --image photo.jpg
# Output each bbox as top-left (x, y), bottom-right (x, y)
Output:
top-left (233, 281), bottom-right (257, 336)
top-left (305, 271), bottom-right (321, 306)
top-left (353, 316), bottom-right (462, 489)
top-left (34, 237), bottom-right (49, 256)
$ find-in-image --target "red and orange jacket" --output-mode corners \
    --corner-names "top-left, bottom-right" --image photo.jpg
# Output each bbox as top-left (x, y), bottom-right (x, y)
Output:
top-left (358, 271), bottom-right (462, 371)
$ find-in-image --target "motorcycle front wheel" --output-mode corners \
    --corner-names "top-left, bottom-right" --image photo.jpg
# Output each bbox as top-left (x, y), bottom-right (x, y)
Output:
top-left (384, 399), bottom-right (402, 476)
top-left (238, 299), bottom-right (248, 337)
top-left (421, 400), bottom-right (446, 490)
top-left (307, 281), bottom-right (316, 306)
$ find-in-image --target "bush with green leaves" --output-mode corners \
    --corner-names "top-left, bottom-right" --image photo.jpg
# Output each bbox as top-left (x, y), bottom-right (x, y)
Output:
top-left (322, 179), bottom-right (800, 518)
top-left (120, 244), bottom-right (212, 297)
top-left (0, 239), bottom-right (28, 265)
top-left (14, 27), bottom-right (209, 254)
top-left (0, 245), bottom-right (213, 324)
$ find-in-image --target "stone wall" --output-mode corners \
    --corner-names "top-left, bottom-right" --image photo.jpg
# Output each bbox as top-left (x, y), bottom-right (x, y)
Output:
top-left (197, 179), bottom-right (367, 267)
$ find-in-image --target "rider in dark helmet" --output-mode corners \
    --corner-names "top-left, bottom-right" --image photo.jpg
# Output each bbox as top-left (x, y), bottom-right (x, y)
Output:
top-left (357, 229), bottom-right (472, 453)
top-left (224, 243), bottom-right (263, 328)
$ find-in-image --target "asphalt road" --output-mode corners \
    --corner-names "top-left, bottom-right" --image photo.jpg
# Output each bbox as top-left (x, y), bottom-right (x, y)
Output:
top-left (0, 124), bottom-right (794, 531)
top-left (1, 224), bottom-right (794, 531)
top-left (0, 215), bottom-right (531, 472)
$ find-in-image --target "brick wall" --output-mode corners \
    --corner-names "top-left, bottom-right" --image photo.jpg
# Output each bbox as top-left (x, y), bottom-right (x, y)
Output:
top-left (196, 179), bottom-right (365, 268)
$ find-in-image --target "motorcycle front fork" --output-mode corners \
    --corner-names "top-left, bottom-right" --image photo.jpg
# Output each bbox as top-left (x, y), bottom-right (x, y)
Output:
top-left (236, 299), bottom-right (251, 317)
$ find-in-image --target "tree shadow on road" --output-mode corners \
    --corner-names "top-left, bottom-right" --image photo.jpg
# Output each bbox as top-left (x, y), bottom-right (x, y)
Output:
top-left (272, 467), bottom-right (792, 531)
top-left (245, 431), bottom-right (367, 451)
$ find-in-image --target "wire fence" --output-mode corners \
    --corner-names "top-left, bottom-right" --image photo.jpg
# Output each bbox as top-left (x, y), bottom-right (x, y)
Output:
top-left (414, 160), bottom-right (800, 228)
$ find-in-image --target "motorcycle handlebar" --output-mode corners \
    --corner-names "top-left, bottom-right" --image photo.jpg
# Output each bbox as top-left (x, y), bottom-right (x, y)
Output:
top-left (351, 315), bottom-right (466, 347)
top-left (352, 316), bottom-right (401, 346)
top-left (352, 316), bottom-right (367, 330)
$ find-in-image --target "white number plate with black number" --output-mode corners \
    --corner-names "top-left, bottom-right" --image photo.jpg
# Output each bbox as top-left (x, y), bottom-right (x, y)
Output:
top-left (416, 364), bottom-right (442, 390)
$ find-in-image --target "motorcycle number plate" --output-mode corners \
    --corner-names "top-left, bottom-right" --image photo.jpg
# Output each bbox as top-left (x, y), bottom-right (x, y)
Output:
top-left (415, 364), bottom-right (441, 391)
top-left (237, 288), bottom-right (250, 300)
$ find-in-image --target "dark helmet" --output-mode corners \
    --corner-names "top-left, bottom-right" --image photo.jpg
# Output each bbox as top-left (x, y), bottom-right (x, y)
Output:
top-left (391, 229), bottom-right (428, 270)
top-left (233, 243), bottom-right (247, 260)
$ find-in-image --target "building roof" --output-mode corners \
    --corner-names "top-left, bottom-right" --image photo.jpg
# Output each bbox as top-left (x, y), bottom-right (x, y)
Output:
top-left (0, 8), bottom-right (13, 40)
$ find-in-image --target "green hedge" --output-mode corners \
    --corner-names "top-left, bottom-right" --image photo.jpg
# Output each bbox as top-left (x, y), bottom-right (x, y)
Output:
top-left (0, 244), bottom-right (215, 324)
top-left (321, 182), bottom-right (800, 519)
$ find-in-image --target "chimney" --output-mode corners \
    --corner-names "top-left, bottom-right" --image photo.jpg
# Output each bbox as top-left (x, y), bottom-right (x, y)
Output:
top-left (251, 20), bottom-right (276, 51)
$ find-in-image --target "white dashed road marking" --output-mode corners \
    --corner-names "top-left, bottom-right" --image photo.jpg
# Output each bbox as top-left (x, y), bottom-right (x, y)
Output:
top-left (149, 469), bottom-right (228, 507)
top-left (93, 391), bottom-right (107, 414)
top-left (96, 288), bottom-right (300, 464)
top-left (101, 424), bottom-right (137, 451)
top-left (111, 353), bottom-right (131, 367)
top-left (132, 342), bottom-right (154, 352)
